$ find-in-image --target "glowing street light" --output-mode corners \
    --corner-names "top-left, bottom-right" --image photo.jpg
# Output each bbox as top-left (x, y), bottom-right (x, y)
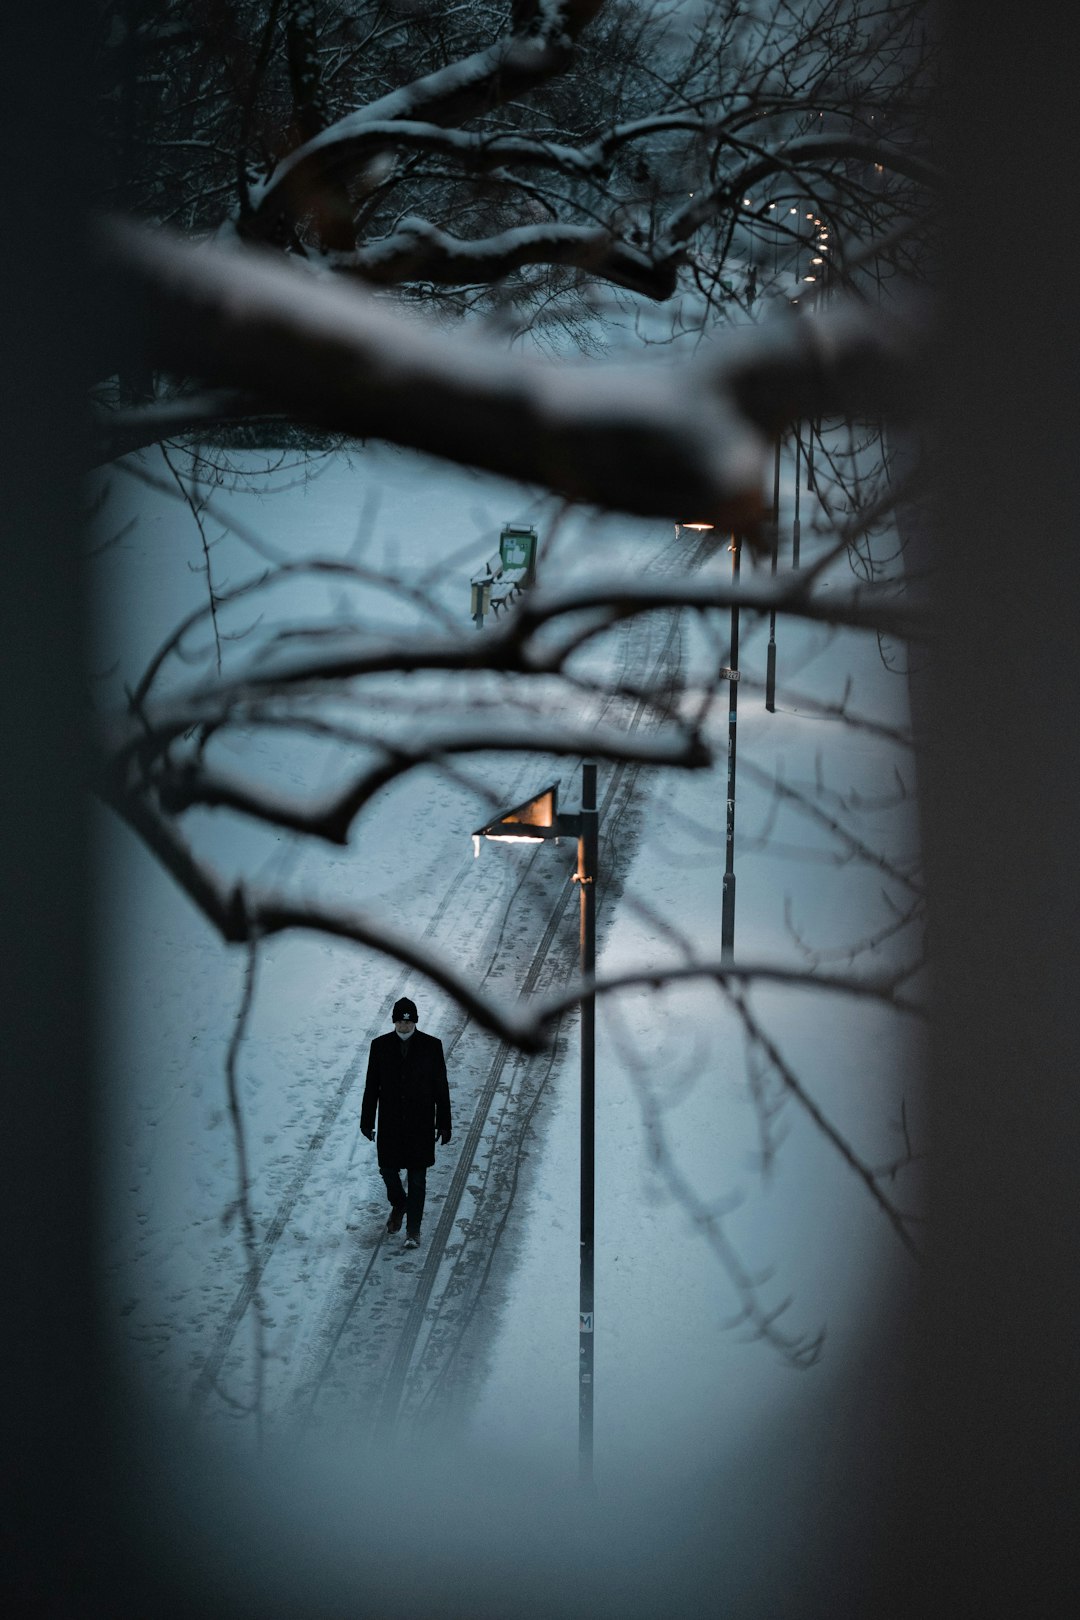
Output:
top-left (473, 767), bottom-right (599, 1489)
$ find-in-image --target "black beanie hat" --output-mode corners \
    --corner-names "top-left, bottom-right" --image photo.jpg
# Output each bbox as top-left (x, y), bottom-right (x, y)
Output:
top-left (392, 997), bottom-right (418, 1023)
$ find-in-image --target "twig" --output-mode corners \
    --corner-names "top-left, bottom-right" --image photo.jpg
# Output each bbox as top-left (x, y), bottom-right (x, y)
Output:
top-left (222, 918), bottom-right (268, 1445)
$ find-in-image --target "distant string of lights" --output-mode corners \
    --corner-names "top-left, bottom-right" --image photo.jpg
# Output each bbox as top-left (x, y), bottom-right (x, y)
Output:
top-left (685, 112), bottom-right (891, 310)
top-left (736, 193), bottom-right (832, 304)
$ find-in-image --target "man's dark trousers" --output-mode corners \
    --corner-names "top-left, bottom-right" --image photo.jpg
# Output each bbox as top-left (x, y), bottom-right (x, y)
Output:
top-left (381, 1165), bottom-right (426, 1234)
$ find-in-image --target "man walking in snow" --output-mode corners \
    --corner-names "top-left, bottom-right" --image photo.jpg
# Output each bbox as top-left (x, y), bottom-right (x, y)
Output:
top-left (360, 997), bottom-right (452, 1250)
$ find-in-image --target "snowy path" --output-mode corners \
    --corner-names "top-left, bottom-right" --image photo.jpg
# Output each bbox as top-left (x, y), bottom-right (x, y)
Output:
top-left (94, 438), bottom-right (921, 1545)
top-left (183, 536), bottom-right (701, 1443)
top-left (92, 460), bottom-right (718, 1443)
top-left (286, 640), bottom-right (687, 1448)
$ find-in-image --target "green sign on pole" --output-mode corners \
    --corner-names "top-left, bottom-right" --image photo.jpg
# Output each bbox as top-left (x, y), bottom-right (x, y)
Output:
top-left (499, 524), bottom-right (538, 580)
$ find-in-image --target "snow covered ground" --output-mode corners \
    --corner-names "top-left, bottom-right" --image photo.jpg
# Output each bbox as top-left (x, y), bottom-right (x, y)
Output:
top-left (90, 429), bottom-right (923, 1615)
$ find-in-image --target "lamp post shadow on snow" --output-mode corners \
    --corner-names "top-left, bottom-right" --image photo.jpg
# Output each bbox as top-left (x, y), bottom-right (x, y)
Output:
top-left (473, 764), bottom-right (599, 1492)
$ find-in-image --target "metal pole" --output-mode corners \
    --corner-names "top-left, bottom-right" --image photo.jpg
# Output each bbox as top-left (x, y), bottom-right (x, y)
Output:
top-left (578, 760), bottom-right (598, 1490)
top-left (793, 427), bottom-right (802, 568)
top-left (765, 436), bottom-right (781, 711)
top-left (721, 537), bottom-right (741, 962)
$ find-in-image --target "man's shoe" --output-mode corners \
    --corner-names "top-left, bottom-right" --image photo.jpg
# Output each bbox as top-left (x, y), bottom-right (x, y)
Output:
top-left (404, 1230), bottom-right (421, 1250)
top-left (386, 1207), bottom-right (405, 1235)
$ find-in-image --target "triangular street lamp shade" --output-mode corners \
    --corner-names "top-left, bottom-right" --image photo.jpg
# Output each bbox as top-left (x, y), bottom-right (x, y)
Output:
top-left (473, 783), bottom-right (561, 843)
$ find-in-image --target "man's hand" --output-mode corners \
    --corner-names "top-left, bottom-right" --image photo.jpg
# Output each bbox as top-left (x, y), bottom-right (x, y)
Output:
top-left (439, 1129), bottom-right (452, 1146)
top-left (361, 1127), bottom-right (375, 1142)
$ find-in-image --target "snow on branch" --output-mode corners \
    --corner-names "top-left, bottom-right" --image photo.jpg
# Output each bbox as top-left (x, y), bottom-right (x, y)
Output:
top-left (95, 216), bottom-right (931, 529)
top-left (244, 118), bottom-right (604, 203)
top-left (92, 390), bottom-right (285, 464)
top-left (250, 0), bottom-right (606, 232)
top-left (251, 110), bottom-right (714, 194)
top-left (338, 217), bottom-right (675, 300)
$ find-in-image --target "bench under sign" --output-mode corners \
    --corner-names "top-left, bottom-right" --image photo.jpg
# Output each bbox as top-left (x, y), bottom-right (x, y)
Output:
top-left (470, 524), bottom-right (539, 627)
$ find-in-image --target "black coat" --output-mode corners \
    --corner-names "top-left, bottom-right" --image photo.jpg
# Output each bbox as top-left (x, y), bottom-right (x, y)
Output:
top-left (360, 1029), bottom-right (451, 1169)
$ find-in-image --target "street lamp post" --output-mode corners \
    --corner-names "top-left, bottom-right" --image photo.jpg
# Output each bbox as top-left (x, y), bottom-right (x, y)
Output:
top-left (721, 534), bottom-right (742, 962)
top-left (473, 763), bottom-right (598, 1489)
top-left (793, 425), bottom-right (802, 568)
top-left (577, 764), bottom-right (597, 1485)
top-left (765, 435), bottom-right (782, 712)
top-left (680, 521), bottom-right (741, 958)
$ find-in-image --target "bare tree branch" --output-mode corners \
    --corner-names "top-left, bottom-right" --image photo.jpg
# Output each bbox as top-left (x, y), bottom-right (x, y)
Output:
top-left (727, 985), bottom-right (922, 1259)
top-left (529, 957), bottom-right (928, 1032)
top-left (99, 575), bottom-right (925, 775)
top-left (130, 554), bottom-right (463, 708)
top-left (96, 753), bottom-right (928, 1055)
top-left (222, 927), bottom-right (268, 1443)
top-left (151, 720), bottom-right (711, 841)
top-left (661, 133), bottom-right (941, 250)
top-left (740, 757), bottom-right (924, 897)
top-left (611, 996), bottom-right (825, 1370)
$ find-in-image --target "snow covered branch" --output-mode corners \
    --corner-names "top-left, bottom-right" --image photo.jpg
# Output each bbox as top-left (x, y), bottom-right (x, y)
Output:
top-left (305, 124), bottom-right (935, 301)
top-left (249, 0), bottom-right (607, 238)
top-left (92, 391), bottom-right (285, 464)
top-left (338, 218), bottom-right (675, 300)
top-left (248, 111), bottom-right (713, 194)
top-left (95, 216), bottom-right (931, 530)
